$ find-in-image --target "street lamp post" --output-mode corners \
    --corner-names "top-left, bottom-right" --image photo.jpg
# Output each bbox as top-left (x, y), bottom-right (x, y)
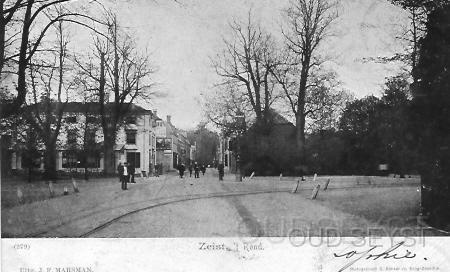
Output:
top-left (235, 153), bottom-right (241, 182)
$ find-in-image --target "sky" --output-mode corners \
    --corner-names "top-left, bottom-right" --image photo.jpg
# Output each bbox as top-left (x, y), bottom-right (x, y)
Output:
top-left (74, 0), bottom-right (410, 130)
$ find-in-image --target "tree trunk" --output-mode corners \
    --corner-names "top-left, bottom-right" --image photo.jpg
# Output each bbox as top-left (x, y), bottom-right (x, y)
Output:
top-left (295, 112), bottom-right (306, 161)
top-left (0, 7), bottom-right (5, 76)
top-left (43, 142), bottom-right (57, 180)
top-left (103, 132), bottom-right (116, 175)
top-left (295, 54), bottom-right (310, 164)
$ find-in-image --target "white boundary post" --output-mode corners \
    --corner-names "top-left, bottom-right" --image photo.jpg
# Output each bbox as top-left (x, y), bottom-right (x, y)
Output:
top-left (48, 181), bottom-right (55, 198)
top-left (17, 187), bottom-right (24, 204)
top-left (291, 179), bottom-right (300, 194)
top-left (249, 172), bottom-right (255, 180)
top-left (72, 177), bottom-right (79, 193)
top-left (311, 184), bottom-right (320, 199)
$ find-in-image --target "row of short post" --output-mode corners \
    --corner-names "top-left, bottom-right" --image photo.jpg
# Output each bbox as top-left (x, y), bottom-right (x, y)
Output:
top-left (290, 173), bottom-right (331, 200)
top-left (16, 177), bottom-right (81, 205)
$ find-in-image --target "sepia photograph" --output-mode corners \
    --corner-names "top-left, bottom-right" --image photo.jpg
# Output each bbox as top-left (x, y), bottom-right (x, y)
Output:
top-left (1, 0), bottom-right (449, 271)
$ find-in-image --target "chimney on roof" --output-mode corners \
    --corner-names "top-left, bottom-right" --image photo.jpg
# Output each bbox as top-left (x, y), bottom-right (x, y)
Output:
top-left (166, 115), bottom-right (171, 124)
top-left (153, 110), bottom-right (157, 117)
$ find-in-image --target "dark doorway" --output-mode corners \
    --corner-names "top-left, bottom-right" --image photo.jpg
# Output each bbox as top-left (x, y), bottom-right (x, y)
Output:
top-left (126, 152), bottom-right (141, 169)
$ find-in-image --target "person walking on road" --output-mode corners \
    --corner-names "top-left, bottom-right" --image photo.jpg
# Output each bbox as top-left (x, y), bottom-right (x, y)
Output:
top-left (218, 163), bottom-right (224, 181)
top-left (178, 163), bottom-right (186, 178)
top-left (188, 164), bottom-right (193, 177)
top-left (128, 163), bottom-right (136, 183)
top-left (194, 162), bottom-right (200, 178)
top-left (201, 164), bottom-right (206, 176)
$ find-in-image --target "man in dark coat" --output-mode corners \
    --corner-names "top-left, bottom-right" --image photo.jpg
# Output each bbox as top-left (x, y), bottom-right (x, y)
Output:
top-left (117, 162), bottom-right (124, 183)
top-left (201, 164), bottom-right (206, 176)
top-left (128, 163), bottom-right (136, 183)
top-left (188, 164), bottom-right (193, 177)
top-left (218, 163), bottom-right (224, 181)
top-left (194, 162), bottom-right (200, 178)
top-left (178, 163), bottom-right (185, 178)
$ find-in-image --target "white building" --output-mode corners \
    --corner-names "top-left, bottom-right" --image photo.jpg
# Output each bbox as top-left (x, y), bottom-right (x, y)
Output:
top-left (6, 102), bottom-right (158, 176)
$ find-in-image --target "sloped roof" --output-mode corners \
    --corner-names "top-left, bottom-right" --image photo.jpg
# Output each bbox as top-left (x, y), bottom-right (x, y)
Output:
top-left (266, 109), bottom-right (293, 126)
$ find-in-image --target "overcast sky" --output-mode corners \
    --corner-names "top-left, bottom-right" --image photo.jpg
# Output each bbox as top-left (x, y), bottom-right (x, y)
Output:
top-left (76, 0), bottom-right (410, 130)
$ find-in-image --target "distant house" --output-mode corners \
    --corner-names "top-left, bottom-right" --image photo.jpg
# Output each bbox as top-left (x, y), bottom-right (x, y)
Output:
top-left (219, 109), bottom-right (297, 176)
top-left (153, 114), bottom-right (195, 172)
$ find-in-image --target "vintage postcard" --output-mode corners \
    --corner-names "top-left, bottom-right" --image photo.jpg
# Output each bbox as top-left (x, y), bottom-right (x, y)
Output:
top-left (1, 0), bottom-right (449, 271)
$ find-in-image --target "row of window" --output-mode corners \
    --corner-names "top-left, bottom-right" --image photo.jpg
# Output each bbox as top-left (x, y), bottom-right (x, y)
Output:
top-left (65, 116), bottom-right (100, 123)
top-left (62, 151), bottom-right (101, 168)
top-left (20, 152), bottom-right (102, 169)
top-left (65, 116), bottom-right (139, 124)
top-left (20, 151), bottom-right (143, 169)
top-left (65, 129), bottom-right (157, 146)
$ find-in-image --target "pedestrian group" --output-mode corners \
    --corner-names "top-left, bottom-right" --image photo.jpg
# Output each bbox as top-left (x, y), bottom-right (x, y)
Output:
top-left (117, 162), bottom-right (136, 190)
top-left (118, 161), bottom-right (226, 190)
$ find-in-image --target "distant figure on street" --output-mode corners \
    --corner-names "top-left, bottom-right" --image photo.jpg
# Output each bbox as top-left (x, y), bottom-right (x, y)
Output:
top-left (218, 163), bottom-right (224, 181)
top-left (201, 164), bottom-right (206, 176)
top-left (154, 164), bottom-right (160, 177)
top-left (178, 163), bottom-right (186, 178)
top-left (128, 163), bottom-right (136, 183)
top-left (188, 164), bottom-right (193, 177)
top-left (194, 162), bottom-right (200, 178)
top-left (117, 162), bottom-right (124, 183)
top-left (121, 162), bottom-right (129, 190)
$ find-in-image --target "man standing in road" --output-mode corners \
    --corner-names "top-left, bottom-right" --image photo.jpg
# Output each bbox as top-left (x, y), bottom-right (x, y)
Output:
top-left (194, 162), bottom-right (200, 178)
top-left (129, 163), bottom-right (136, 183)
top-left (188, 164), bottom-right (193, 177)
top-left (122, 162), bottom-right (129, 190)
top-left (218, 163), bottom-right (224, 181)
top-left (178, 163), bottom-right (186, 179)
top-left (117, 162), bottom-right (124, 183)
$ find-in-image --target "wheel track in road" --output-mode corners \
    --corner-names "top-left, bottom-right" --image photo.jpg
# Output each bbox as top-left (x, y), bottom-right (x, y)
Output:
top-left (80, 182), bottom-right (420, 238)
top-left (80, 188), bottom-right (290, 237)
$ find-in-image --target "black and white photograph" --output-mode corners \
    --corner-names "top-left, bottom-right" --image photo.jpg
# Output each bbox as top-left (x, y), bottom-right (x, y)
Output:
top-left (1, 0), bottom-right (449, 271)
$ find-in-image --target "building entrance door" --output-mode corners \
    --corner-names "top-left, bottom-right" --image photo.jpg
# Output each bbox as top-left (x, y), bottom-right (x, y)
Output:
top-left (126, 152), bottom-right (140, 169)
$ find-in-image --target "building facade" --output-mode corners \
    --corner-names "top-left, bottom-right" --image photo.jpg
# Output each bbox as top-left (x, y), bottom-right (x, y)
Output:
top-left (4, 103), bottom-right (160, 176)
top-left (153, 114), bottom-right (194, 172)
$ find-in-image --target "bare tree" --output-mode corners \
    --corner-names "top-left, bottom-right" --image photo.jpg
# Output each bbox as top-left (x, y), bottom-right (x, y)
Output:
top-left (203, 83), bottom-right (253, 136)
top-left (304, 72), bottom-right (352, 132)
top-left (0, 0), bottom-right (103, 118)
top-left (76, 11), bottom-right (156, 175)
top-left (212, 12), bottom-right (280, 131)
top-left (26, 17), bottom-right (73, 180)
top-left (276, 0), bottom-right (338, 159)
